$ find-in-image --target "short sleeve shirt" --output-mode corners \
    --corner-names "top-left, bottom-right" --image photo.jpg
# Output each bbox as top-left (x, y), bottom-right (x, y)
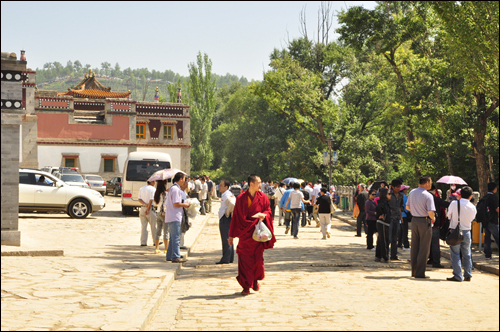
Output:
top-left (407, 187), bottom-right (435, 217)
top-left (138, 185), bottom-right (155, 204)
top-left (290, 190), bottom-right (304, 209)
top-left (165, 183), bottom-right (184, 223)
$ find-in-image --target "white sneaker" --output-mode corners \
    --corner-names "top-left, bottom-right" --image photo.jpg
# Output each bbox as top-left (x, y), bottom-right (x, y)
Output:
top-left (403, 248), bottom-right (411, 251)
top-left (371, 247), bottom-right (376, 251)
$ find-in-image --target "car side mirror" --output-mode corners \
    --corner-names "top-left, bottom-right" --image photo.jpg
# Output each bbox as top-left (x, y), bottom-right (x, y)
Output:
top-left (56, 182), bottom-right (63, 188)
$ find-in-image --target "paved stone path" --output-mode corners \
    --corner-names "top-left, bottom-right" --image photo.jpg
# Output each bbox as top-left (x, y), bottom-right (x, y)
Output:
top-left (1, 196), bottom-right (210, 331)
top-left (149, 207), bottom-right (499, 331)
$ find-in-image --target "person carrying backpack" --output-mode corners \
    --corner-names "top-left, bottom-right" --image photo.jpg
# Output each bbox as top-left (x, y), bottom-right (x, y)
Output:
top-left (477, 182), bottom-right (499, 260)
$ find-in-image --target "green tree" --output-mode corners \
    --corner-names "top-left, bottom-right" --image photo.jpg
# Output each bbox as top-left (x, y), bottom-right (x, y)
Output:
top-left (187, 52), bottom-right (217, 171)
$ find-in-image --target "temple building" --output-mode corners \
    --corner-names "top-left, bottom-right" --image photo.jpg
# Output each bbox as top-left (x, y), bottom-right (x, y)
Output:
top-left (21, 68), bottom-right (191, 179)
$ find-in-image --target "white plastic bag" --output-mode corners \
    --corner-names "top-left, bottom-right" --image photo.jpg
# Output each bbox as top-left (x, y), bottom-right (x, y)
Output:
top-left (185, 198), bottom-right (201, 219)
top-left (252, 220), bottom-right (272, 242)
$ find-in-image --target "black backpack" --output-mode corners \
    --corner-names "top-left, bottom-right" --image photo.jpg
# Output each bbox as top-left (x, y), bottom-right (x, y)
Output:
top-left (475, 195), bottom-right (490, 224)
top-left (300, 189), bottom-right (310, 200)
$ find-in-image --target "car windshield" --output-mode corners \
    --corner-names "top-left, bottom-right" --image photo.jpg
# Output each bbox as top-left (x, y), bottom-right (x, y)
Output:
top-left (85, 176), bottom-right (103, 181)
top-left (126, 160), bottom-right (170, 181)
top-left (61, 174), bottom-right (85, 182)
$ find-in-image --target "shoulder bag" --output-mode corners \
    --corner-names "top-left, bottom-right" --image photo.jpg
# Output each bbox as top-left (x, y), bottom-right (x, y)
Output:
top-left (446, 200), bottom-right (464, 246)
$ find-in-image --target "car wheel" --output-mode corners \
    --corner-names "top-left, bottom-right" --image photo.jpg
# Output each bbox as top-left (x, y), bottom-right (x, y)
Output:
top-left (114, 188), bottom-right (118, 197)
top-left (68, 198), bottom-right (91, 219)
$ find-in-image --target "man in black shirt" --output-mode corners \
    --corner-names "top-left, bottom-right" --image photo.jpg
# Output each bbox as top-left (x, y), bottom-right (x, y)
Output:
top-left (484, 182), bottom-right (499, 260)
top-left (356, 184), bottom-right (368, 237)
top-left (300, 182), bottom-right (311, 227)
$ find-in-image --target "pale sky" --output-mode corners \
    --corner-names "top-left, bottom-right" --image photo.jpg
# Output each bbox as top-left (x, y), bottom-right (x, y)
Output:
top-left (1, 1), bottom-right (376, 81)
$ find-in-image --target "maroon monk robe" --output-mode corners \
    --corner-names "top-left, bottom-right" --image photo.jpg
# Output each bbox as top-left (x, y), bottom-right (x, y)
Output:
top-left (229, 190), bottom-right (276, 289)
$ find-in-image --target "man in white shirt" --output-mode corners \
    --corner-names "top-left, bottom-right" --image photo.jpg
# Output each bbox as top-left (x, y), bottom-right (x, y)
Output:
top-left (275, 182), bottom-right (286, 226)
top-left (310, 179), bottom-right (323, 227)
top-left (446, 186), bottom-right (476, 282)
top-left (138, 180), bottom-right (157, 247)
top-left (199, 176), bottom-right (208, 215)
top-left (217, 180), bottom-right (235, 264)
top-left (284, 182), bottom-right (308, 239)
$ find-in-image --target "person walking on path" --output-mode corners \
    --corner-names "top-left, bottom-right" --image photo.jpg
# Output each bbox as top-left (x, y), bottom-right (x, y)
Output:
top-left (406, 175), bottom-right (436, 278)
top-left (228, 174), bottom-right (276, 295)
top-left (482, 182), bottom-right (499, 260)
top-left (138, 180), bottom-right (157, 247)
top-left (217, 180), bottom-right (235, 264)
top-left (446, 186), bottom-right (476, 282)
top-left (388, 180), bottom-right (404, 260)
top-left (300, 182), bottom-right (311, 227)
top-left (275, 182), bottom-right (286, 225)
top-left (365, 189), bottom-right (378, 250)
top-left (283, 182), bottom-right (308, 239)
top-left (206, 175), bottom-right (215, 214)
top-left (280, 184), bottom-right (294, 234)
top-left (315, 187), bottom-right (332, 239)
top-left (375, 188), bottom-right (391, 262)
top-left (153, 180), bottom-right (168, 253)
top-left (265, 180), bottom-right (277, 220)
top-left (310, 179), bottom-right (322, 227)
top-left (165, 172), bottom-right (190, 263)
top-left (199, 176), bottom-right (208, 215)
top-left (356, 184), bottom-right (368, 237)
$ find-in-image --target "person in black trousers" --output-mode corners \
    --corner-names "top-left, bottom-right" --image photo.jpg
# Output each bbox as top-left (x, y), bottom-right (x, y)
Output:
top-left (375, 188), bottom-right (392, 262)
top-left (365, 189), bottom-right (378, 250)
top-left (356, 184), bottom-right (368, 237)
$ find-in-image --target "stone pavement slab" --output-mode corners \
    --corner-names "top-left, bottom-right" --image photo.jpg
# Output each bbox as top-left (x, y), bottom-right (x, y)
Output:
top-left (148, 208), bottom-right (499, 331)
top-left (1, 195), bottom-right (214, 331)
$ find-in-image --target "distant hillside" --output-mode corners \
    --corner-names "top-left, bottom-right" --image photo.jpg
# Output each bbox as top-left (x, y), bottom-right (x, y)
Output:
top-left (34, 61), bottom-right (252, 102)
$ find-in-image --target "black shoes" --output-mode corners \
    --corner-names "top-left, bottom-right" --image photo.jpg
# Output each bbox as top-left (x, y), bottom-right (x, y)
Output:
top-left (172, 257), bottom-right (187, 263)
top-left (390, 257), bottom-right (401, 261)
top-left (216, 261), bottom-right (229, 264)
top-left (432, 264), bottom-right (445, 268)
top-left (180, 246), bottom-right (187, 250)
top-left (464, 277), bottom-right (471, 282)
top-left (447, 277), bottom-right (461, 282)
top-left (415, 276), bottom-right (430, 279)
top-left (354, 234), bottom-right (362, 237)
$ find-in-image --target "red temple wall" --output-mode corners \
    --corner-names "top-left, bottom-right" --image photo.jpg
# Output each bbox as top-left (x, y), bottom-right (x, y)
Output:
top-left (37, 113), bottom-right (130, 140)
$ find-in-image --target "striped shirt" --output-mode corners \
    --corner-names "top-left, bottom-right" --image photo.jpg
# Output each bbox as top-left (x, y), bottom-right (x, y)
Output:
top-left (406, 187), bottom-right (435, 217)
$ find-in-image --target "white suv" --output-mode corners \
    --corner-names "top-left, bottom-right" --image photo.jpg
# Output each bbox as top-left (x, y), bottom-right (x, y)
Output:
top-left (19, 169), bottom-right (106, 219)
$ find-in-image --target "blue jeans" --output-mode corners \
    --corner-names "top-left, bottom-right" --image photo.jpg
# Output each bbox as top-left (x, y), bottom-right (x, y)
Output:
top-left (166, 221), bottom-right (182, 260)
top-left (450, 230), bottom-right (472, 281)
top-left (483, 223), bottom-right (499, 258)
top-left (284, 211), bottom-right (292, 228)
top-left (291, 209), bottom-right (301, 237)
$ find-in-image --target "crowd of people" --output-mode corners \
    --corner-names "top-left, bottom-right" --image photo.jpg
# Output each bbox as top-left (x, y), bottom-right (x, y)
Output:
top-left (354, 177), bottom-right (499, 281)
top-left (137, 172), bottom-right (499, 293)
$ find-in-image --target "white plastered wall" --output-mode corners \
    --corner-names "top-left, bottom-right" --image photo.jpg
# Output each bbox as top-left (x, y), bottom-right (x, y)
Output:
top-left (38, 146), bottom-right (129, 173)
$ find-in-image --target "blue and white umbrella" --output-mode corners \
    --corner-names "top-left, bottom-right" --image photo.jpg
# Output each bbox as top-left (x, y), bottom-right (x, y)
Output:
top-left (281, 177), bottom-right (300, 185)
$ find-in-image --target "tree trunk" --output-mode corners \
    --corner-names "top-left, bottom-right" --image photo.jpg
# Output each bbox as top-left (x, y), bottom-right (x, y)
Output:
top-left (473, 93), bottom-right (489, 196)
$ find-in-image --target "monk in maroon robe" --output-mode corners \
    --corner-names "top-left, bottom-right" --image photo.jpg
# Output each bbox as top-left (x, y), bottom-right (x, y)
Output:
top-left (228, 175), bottom-right (276, 295)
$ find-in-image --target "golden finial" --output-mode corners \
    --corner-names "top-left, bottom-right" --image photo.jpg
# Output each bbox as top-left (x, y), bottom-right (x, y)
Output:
top-left (128, 90), bottom-right (131, 93)
top-left (88, 69), bottom-right (92, 76)
top-left (85, 73), bottom-right (88, 78)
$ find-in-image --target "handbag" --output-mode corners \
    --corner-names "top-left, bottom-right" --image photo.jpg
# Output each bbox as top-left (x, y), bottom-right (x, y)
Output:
top-left (252, 220), bottom-right (272, 242)
top-left (446, 200), bottom-right (464, 246)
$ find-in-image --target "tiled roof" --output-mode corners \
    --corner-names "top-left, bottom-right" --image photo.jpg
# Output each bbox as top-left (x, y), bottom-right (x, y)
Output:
top-left (57, 70), bottom-right (130, 99)
top-left (58, 89), bottom-right (130, 99)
